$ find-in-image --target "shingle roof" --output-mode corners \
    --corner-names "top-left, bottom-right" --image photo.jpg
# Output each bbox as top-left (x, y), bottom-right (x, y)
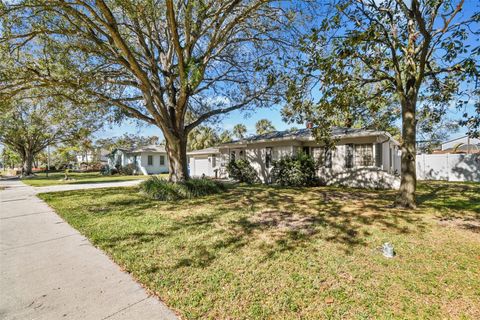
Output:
top-left (187, 147), bottom-right (220, 155)
top-left (130, 145), bottom-right (167, 153)
top-left (220, 127), bottom-right (388, 146)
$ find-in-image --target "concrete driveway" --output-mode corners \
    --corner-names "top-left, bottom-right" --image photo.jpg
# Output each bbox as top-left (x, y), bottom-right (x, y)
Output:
top-left (0, 179), bottom-right (177, 320)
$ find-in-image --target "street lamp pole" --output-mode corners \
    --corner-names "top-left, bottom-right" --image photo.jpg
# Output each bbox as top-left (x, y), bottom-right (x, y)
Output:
top-left (46, 145), bottom-right (50, 177)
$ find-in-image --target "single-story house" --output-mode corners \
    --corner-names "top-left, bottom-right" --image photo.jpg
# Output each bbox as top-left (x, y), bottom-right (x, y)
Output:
top-left (75, 148), bottom-right (109, 168)
top-left (107, 145), bottom-right (169, 175)
top-left (433, 135), bottom-right (480, 154)
top-left (188, 127), bottom-right (402, 189)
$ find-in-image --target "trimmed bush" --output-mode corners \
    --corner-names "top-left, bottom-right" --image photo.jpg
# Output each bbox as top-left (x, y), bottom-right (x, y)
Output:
top-left (271, 153), bottom-right (318, 186)
top-left (118, 163), bottom-right (136, 175)
top-left (140, 176), bottom-right (226, 201)
top-left (226, 159), bottom-right (259, 184)
top-left (100, 165), bottom-right (110, 175)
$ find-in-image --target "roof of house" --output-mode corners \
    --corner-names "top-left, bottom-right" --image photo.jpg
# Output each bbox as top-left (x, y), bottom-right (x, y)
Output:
top-left (187, 147), bottom-right (220, 155)
top-left (441, 135), bottom-right (471, 145)
top-left (433, 143), bottom-right (480, 154)
top-left (130, 145), bottom-right (167, 153)
top-left (220, 127), bottom-right (398, 146)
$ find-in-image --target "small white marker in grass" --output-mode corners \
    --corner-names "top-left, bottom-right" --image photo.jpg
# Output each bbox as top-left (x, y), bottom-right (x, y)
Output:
top-left (382, 242), bottom-right (395, 258)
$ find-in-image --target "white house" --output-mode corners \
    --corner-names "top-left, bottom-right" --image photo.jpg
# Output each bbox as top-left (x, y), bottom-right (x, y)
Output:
top-left (416, 135), bottom-right (480, 182)
top-left (75, 148), bottom-right (109, 167)
top-left (107, 145), bottom-right (169, 175)
top-left (438, 135), bottom-right (480, 154)
top-left (188, 127), bottom-right (402, 189)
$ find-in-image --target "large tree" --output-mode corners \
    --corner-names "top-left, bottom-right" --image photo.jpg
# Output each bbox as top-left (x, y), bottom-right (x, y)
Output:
top-left (284, 0), bottom-right (479, 208)
top-left (0, 95), bottom-right (101, 175)
top-left (1, 146), bottom-right (21, 170)
top-left (1, 0), bottom-right (298, 182)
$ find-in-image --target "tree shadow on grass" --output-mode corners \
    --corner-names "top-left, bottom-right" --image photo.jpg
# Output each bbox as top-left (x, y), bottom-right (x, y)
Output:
top-left (140, 186), bottom-right (430, 268)
top-left (98, 231), bottom-right (169, 250)
top-left (77, 184), bottom-right (448, 272)
top-left (417, 181), bottom-right (480, 216)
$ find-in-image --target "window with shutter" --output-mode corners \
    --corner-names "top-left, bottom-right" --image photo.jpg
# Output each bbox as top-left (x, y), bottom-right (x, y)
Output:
top-left (312, 147), bottom-right (324, 165)
top-left (325, 148), bottom-right (332, 168)
top-left (211, 155), bottom-right (216, 167)
top-left (265, 147), bottom-right (272, 168)
top-left (389, 147), bottom-right (393, 169)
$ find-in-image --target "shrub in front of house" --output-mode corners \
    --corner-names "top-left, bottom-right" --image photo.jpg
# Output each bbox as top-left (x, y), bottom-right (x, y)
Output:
top-left (100, 165), bottom-right (110, 175)
top-left (271, 153), bottom-right (318, 186)
top-left (118, 163), bottom-right (136, 175)
top-left (140, 176), bottom-right (226, 201)
top-left (226, 159), bottom-right (259, 184)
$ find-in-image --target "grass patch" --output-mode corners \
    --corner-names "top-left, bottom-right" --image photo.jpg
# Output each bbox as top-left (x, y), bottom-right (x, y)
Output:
top-left (40, 181), bottom-right (480, 319)
top-left (0, 169), bottom-right (17, 177)
top-left (140, 176), bottom-right (227, 200)
top-left (21, 171), bottom-right (157, 187)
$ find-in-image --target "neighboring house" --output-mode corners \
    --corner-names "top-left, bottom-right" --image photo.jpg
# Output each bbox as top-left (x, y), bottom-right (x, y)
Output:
top-left (76, 148), bottom-right (109, 167)
top-left (188, 127), bottom-right (402, 189)
top-left (434, 135), bottom-right (480, 154)
top-left (107, 145), bottom-right (169, 175)
top-left (417, 135), bottom-right (480, 182)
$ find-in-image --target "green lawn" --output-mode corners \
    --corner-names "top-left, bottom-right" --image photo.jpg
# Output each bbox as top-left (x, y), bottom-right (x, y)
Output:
top-left (39, 181), bottom-right (480, 319)
top-left (0, 169), bottom-right (17, 177)
top-left (22, 171), bottom-right (157, 187)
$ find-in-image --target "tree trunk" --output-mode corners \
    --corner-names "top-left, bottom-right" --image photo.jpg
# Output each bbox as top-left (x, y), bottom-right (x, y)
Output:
top-left (396, 99), bottom-right (417, 209)
top-left (164, 133), bottom-right (189, 182)
top-left (23, 151), bottom-right (34, 176)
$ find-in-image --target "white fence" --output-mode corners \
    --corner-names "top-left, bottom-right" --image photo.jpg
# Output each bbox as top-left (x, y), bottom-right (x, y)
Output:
top-left (416, 153), bottom-right (480, 182)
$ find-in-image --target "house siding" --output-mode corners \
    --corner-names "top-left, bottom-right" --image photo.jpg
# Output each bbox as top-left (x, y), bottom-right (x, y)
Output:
top-left (189, 153), bottom-right (221, 178)
top-left (138, 153), bottom-right (169, 175)
top-left (188, 132), bottom-right (401, 189)
top-left (107, 149), bottom-right (169, 175)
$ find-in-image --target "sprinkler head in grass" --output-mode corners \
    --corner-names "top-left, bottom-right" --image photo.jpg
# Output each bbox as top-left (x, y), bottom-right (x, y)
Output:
top-left (382, 242), bottom-right (395, 258)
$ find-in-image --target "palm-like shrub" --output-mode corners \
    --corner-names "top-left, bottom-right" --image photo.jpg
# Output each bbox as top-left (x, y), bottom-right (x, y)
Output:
top-left (226, 159), bottom-right (259, 184)
top-left (271, 153), bottom-right (318, 186)
top-left (140, 176), bottom-right (226, 201)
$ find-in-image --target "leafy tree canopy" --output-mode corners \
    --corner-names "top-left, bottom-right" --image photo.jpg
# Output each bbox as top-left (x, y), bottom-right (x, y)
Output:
top-left (95, 134), bottom-right (161, 151)
top-left (1, 0), bottom-right (302, 181)
top-left (187, 126), bottom-right (232, 151)
top-left (0, 92), bottom-right (104, 174)
top-left (233, 124), bottom-right (248, 139)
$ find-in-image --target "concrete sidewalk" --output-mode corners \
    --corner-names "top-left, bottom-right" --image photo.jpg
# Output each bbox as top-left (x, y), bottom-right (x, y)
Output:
top-left (0, 179), bottom-right (178, 320)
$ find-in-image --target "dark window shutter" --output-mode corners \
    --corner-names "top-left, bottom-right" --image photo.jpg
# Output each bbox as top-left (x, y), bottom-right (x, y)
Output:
top-left (325, 149), bottom-right (332, 168)
top-left (375, 143), bottom-right (382, 167)
top-left (345, 144), bottom-right (354, 168)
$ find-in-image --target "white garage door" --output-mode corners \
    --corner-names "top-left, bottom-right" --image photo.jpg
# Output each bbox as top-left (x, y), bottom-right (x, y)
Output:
top-left (193, 157), bottom-right (210, 177)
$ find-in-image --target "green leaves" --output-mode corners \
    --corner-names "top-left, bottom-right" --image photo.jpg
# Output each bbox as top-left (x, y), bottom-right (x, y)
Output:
top-left (282, 0), bottom-right (479, 144)
top-left (255, 119), bottom-right (276, 135)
